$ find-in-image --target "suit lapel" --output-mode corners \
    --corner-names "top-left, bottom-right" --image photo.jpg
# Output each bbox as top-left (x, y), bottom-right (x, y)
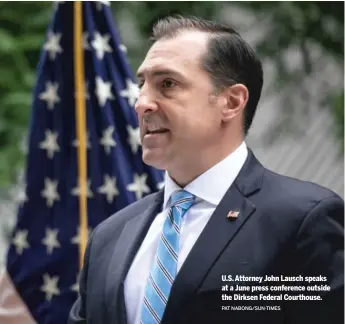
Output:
top-left (162, 149), bottom-right (264, 324)
top-left (161, 186), bottom-right (256, 323)
top-left (105, 190), bottom-right (164, 324)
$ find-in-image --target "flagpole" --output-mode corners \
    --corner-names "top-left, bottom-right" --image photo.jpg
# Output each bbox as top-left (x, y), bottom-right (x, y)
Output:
top-left (73, 1), bottom-right (88, 270)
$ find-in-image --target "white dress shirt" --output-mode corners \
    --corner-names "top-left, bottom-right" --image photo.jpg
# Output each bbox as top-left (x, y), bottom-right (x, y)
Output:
top-left (124, 142), bottom-right (248, 324)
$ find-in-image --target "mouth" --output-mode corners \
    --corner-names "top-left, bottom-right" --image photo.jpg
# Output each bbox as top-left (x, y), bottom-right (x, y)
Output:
top-left (145, 128), bottom-right (169, 135)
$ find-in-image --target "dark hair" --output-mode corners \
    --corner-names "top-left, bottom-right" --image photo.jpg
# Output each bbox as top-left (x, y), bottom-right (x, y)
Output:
top-left (151, 15), bottom-right (264, 135)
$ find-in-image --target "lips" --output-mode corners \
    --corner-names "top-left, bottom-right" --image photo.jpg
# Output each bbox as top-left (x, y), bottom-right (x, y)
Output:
top-left (146, 129), bottom-right (169, 135)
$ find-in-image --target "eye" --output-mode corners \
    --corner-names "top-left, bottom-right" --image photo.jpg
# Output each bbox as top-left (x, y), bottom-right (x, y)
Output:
top-left (162, 79), bottom-right (176, 89)
top-left (137, 79), bottom-right (144, 89)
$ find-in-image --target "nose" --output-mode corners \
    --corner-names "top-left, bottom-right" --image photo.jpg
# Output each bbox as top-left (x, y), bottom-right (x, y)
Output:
top-left (135, 88), bottom-right (159, 116)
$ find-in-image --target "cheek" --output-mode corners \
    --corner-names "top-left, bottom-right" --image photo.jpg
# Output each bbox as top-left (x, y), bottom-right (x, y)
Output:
top-left (185, 107), bottom-right (219, 130)
top-left (165, 95), bottom-right (218, 134)
top-left (173, 117), bottom-right (214, 142)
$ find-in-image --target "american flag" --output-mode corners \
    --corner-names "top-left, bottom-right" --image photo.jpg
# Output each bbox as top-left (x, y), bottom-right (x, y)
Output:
top-left (6, 2), bottom-right (164, 323)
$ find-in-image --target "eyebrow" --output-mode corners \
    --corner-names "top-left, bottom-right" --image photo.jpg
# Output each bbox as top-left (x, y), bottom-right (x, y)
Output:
top-left (136, 68), bottom-right (186, 81)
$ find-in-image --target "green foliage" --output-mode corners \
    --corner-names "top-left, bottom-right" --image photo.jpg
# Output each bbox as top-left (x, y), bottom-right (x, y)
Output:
top-left (0, 2), bottom-right (52, 184)
top-left (235, 2), bottom-right (344, 147)
top-left (238, 2), bottom-right (343, 59)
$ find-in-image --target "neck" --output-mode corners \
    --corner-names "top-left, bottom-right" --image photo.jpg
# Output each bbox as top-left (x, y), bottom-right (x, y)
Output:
top-left (168, 139), bottom-right (244, 187)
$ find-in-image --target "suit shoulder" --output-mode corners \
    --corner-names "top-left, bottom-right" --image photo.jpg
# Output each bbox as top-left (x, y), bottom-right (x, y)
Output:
top-left (263, 169), bottom-right (342, 202)
top-left (265, 169), bottom-right (341, 199)
top-left (255, 169), bottom-right (343, 234)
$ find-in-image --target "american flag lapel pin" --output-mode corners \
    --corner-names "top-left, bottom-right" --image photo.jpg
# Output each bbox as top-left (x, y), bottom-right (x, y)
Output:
top-left (227, 210), bottom-right (240, 219)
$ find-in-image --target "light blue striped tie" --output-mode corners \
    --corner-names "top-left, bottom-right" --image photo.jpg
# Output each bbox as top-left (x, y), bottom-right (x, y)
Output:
top-left (140, 190), bottom-right (195, 324)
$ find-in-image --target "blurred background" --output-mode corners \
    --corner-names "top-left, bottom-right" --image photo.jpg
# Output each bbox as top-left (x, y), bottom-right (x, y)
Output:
top-left (0, 1), bottom-right (343, 270)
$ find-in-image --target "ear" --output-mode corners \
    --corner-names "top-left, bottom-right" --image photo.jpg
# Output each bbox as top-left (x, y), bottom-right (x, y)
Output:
top-left (221, 84), bottom-right (248, 122)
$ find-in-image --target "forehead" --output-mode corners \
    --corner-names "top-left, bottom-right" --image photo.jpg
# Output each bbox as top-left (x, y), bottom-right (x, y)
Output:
top-left (137, 31), bottom-right (209, 78)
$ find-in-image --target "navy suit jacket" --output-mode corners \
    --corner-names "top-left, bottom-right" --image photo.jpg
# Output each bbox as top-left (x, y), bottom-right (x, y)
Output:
top-left (69, 150), bottom-right (344, 324)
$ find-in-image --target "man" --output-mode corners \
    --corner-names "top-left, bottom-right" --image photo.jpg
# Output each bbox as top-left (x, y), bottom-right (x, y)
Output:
top-left (69, 16), bottom-right (344, 324)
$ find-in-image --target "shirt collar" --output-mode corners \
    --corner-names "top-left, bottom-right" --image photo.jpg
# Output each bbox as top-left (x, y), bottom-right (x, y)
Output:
top-left (163, 141), bottom-right (248, 208)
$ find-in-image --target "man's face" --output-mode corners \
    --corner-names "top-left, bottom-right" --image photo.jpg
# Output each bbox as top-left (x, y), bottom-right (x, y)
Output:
top-left (135, 31), bottom-right (224, 172)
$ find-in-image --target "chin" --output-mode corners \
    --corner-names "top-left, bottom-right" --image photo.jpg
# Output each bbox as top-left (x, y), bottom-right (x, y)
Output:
top-left (142, 151), bottom-right (167, 170)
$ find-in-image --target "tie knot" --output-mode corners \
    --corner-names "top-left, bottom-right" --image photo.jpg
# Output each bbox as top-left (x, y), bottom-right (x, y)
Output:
top-left (170, 190), bottom-right (195, 211)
